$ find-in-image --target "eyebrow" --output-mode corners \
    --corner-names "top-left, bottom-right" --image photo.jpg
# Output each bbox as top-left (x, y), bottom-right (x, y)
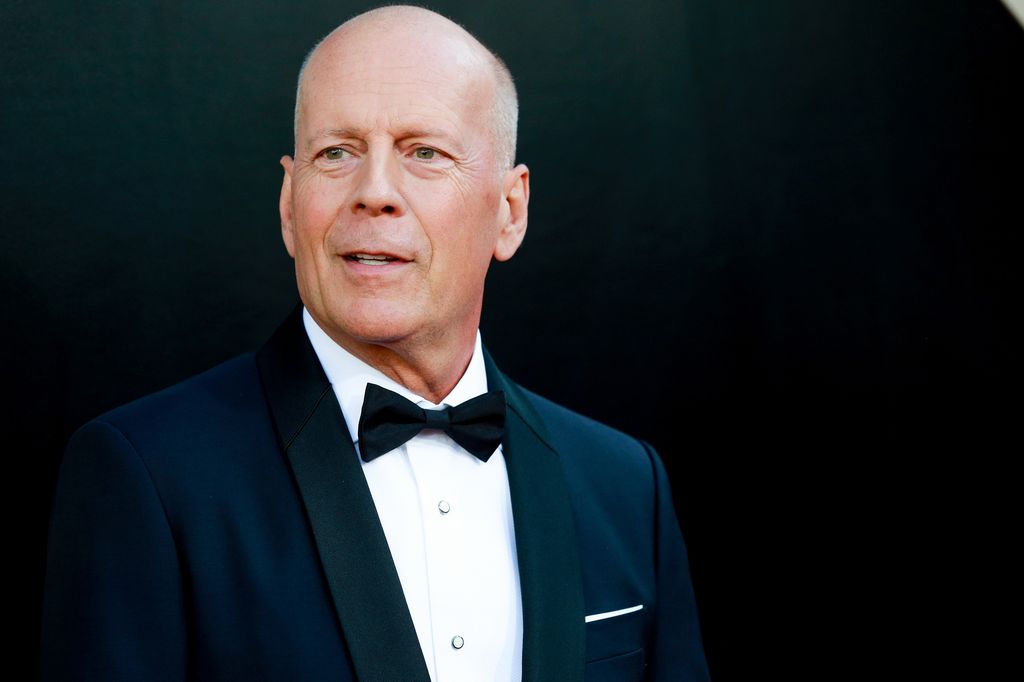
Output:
top-left (305, 128), bottom-right (360, 150)
top-left (304, 127), bottom-right (460, 152)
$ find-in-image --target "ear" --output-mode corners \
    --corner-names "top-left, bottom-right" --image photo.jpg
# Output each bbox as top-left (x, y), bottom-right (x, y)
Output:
top-left (494, 163), bottom-right (529, 262)
top-left (279, 155), bottom-right (296, 258)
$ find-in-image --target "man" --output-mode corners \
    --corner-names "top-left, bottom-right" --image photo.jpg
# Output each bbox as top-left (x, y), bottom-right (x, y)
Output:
top-left (41, 6), bottom-right (709, 681)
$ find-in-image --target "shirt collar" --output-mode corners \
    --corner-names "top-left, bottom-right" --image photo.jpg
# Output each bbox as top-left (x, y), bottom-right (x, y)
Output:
top-left (301, 306), bottom-right (489, 445)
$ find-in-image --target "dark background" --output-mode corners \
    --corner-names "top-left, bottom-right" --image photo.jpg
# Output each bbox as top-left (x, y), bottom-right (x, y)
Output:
top-left (4, 0), bottom-right (1021, 678)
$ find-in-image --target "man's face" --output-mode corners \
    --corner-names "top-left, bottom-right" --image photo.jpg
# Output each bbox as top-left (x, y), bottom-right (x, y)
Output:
top-left (279, 27), bottom-right (528, 356)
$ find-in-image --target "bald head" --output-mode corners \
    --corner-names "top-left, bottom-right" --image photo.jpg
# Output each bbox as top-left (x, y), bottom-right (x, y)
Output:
top-left (292, 5), bottom-right (518, 170)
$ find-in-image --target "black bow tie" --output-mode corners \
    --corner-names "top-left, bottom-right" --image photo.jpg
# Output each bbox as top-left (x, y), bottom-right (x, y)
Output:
top-left (357, 383), bottom-right (506, 462)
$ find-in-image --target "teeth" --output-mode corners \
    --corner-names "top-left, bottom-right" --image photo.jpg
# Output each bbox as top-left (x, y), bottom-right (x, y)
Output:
top-left (349, 253), bottom-right (397, 266)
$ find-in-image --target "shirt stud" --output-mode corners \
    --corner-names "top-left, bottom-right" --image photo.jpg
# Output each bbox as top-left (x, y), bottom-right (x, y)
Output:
top-left (451, 635), bottom-right (465, 649)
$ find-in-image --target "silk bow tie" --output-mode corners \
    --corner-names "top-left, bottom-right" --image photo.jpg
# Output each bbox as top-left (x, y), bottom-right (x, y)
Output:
top-left (357, 383), bottom-right (506, 462)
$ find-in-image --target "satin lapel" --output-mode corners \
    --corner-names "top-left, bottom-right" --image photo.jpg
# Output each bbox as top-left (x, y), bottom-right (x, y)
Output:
top-left (484, 348), bottom-right (585, 682)
top-left (256, 306), bottom-right (430, 682)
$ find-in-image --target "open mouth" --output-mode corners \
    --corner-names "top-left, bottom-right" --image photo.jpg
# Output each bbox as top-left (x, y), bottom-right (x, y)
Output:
top-left (344, 253), bottom-right (404, 266)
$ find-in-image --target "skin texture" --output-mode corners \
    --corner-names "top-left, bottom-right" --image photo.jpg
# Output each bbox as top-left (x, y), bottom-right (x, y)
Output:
top-left (279, 6), bottom-right (530, 403)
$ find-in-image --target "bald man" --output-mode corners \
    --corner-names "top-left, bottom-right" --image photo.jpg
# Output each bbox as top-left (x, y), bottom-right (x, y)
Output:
top-left (40, 7), bottom-right (709, 682)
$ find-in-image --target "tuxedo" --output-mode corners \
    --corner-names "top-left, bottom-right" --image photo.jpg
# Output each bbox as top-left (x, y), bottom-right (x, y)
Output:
top-left (41, 306), bottom-right (710, 681)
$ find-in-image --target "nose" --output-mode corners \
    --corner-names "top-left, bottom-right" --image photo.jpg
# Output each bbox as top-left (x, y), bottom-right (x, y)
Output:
top-left (351, 147), bottom-right (405, 217)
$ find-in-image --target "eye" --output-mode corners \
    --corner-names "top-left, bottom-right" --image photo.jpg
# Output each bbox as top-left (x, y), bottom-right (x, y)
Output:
top-left (414, 147), bottom-right (437, 160)
top-left (321, 147), bottom-right (347, 161)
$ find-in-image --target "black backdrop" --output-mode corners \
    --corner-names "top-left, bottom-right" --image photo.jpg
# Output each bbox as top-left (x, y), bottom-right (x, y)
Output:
top-left (4, 1), bottom-right (1022, 679)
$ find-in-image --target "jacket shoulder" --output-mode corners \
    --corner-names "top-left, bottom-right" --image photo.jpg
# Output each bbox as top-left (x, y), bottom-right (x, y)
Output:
top-left (512, 384), bottom-right (657, 485)
top-left (80, 352), bottom-right (265, 449)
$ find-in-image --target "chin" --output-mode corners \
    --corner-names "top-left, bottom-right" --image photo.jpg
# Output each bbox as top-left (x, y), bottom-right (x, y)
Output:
top-left (326, 301), bottom-right (422, 347)
top-left (301, 284), bottom-right (410, 342)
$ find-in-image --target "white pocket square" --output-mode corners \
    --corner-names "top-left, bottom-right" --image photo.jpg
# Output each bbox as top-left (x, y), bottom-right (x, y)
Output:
top-left (584, 604), bottom-right (643, 623)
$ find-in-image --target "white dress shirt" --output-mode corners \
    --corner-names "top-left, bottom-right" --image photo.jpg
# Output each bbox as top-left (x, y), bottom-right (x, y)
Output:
top-left (302, 308), bottom-right (523, 682)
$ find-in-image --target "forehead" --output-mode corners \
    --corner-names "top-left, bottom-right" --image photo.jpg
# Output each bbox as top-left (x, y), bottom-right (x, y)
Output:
top-left (298, 27), bottom-right (495, 141)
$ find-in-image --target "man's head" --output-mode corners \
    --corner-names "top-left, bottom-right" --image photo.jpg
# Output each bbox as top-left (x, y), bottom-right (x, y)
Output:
top-left (294, 8), bottom-right (519, 173)
top-left (279, 5), bottom-right (529, 370)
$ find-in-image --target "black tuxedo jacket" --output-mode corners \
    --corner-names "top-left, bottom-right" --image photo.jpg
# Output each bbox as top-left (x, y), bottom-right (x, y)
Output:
top-left (41, 307), bottom-right (709, 681)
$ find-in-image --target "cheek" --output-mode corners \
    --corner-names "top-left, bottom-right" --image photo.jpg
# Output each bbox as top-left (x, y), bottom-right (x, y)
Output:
top-left (293, 179), bottom-right (343, 248)
top-left (466, 186), bottom-right (503, 255)
top-left (437, 202), bottom-right (502, 284)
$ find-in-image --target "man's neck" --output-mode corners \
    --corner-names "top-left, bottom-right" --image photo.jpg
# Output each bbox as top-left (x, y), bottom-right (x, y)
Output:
top-left (343, 341), bottom-right (475, 404)
top-left (307, 310), bottom-right (477, 404)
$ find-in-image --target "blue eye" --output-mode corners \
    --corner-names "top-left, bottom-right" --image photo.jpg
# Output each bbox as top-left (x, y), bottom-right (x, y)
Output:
top-left (414, 148), bottom-right (436, 160)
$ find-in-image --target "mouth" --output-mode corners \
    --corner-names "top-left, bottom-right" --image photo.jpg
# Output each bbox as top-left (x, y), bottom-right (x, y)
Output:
top-left (343, 252), bottom-right (408, 266)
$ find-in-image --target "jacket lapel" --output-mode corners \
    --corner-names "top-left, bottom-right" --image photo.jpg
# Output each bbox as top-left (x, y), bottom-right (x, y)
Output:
top-left (256, 305), bottom-right (430, 682)
top-left (255, 306), bottom-right (584, 681)
top-left (484, 348), bottom-right (586, 682)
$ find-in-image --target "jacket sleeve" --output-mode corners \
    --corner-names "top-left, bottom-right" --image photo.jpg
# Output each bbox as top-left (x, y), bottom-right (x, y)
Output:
top-left (640, 441), bottom-right (711, 681)
top-left (40, 420), bottom-right (187, 681)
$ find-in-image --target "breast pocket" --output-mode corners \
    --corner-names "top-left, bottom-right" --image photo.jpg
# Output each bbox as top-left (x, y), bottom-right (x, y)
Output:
top-left (584, 605), bottom-right (646, 682)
